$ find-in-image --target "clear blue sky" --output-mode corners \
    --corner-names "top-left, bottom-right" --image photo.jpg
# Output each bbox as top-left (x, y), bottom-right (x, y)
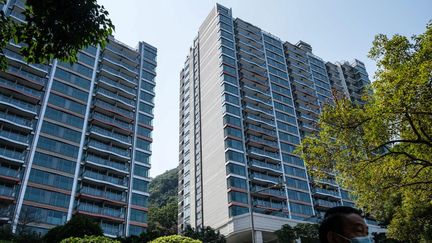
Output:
top-left (98, 0), bottom-right (431, 177)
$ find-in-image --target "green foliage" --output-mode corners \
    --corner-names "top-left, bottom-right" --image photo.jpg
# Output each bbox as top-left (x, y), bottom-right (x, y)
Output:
top-left (0, 0), bottom-right (114, 70)
top-left (61, 236), bottom-right (119, 243)
top-left (275, 224), bottom-right (296, 243)
top-left (293, 223), bottom-right (319, 241)
top-left (298, 21), bottom-right (432, 242)
top-left (43, 214), bottom-right (103, 243)
top-left (148, 202), bottom-right (178, 237)
top-left (149, 168), bottom-right (178, 206)
top-left (182, 226), bottom-right (226, 243)
top-left (150, 235), bottom-right (201, 243)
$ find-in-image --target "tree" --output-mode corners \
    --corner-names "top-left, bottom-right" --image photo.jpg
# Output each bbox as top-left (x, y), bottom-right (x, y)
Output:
top-left (182, 226), bottom-right (226, 243)
top-left (61, 236), bottom-right (120, 243)
top-left (148, 202), bottom-right (178, 237)
top-left (293, 223), bottom-right (319, 242)
top-left (0, 0), bottom-right (114, 70)
top-left (43, 214), bottom-right (103, 243)
top-left (150, 235), bottom-right (201, 243)
top-left (298, 22), bottom-right (432, 242)
top-left (275, 224), bottom-right (296, 243)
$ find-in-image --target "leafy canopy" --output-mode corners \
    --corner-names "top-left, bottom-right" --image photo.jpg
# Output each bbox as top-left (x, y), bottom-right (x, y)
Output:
top-left (0, 0), bottom-right (114, 70)
top-left (298, 22), bottom-right (432, 242)
top-left (150, 235), bottom-right (202, 243)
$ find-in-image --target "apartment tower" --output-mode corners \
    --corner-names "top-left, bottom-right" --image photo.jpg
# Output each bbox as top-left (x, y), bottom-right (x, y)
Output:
top-left (0, 0), bottom-right (156, 237)
top-left (178, 4), bottom-right (376, 243)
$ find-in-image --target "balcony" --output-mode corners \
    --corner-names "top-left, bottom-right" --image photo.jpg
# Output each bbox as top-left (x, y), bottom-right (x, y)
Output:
top-left (100, 65), bottom-right (137, 86)
top-left (92, 112), bottom-right (133, 131)
top-left (253, 199), bottom-right (287, 211)
top-left (313, 187), bottom-right (340, 198)
top-left (0, 166), bottom-right (20, 180)
top-left (89, 126), bottom-right (131, 145)
top-left (97, 87), bottom-right (135, 107)
top-left (0, 77), bottom-right (43, 99)
top-left (244, 113), bottom-right (275, 126)
top-left (250, 172), bottom-right (281, 184)
top-left (252, 185), bottom-right (285, 198)
top-left (247, 135), bottom-right (278, 148)
top-left (3, 48), bottom-right (49, 73)
top-left (78, 202), bottom-right (124, 220)
top-left (243, 93), bottom-right (272, 106)
top-left (105, 44), bottom-right (139, 63)
top-left (243, 103), bottom-right (273, 116)
top-left (245, 124), bottom-right (277, 137)
top-left (0, 111), bottom-right (32, 129)
top-left (0, 93), bottom-right (37, 114)
top-left (102, 54), bottom-right (138, 75)
top-left (94, 100), bottom-right (134, 119)
top-left (82, 170), bottom-right (128, 188)
top-left (86, 154), bottom-right (129, 173)
top-left (249, 159), bottom-right (282, 173)
top-left (87, 140), bottom-right (130, 159)
top-left (0, 145), bottom-right (25, 163)
top-left (314, 199), bottom-right (341, 208)
top-left (0, 129), bottom-right (30, 146)
top-left (7, 65), bottom-right (46, 85)
top-left (248, 147), bottom-right (280, 160)
top-left (98, 76), bottom-right (136, 96)
top-left (80, 186), bottom-right (126, 203)
top-left (0, 184), bottom-right (15, 199)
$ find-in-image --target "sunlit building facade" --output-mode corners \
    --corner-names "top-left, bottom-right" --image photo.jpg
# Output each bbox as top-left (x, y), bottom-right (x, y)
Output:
top-left (178, 4), bottom-right (375, 243)
top-left (0, 0), bottom-right (156, 237)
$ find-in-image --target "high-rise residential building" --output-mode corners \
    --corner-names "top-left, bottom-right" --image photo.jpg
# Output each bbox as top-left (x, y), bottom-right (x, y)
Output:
top-left (178, 4), bottom-right (377, 242)
top-left (0, 0), bottom-right (156, 237)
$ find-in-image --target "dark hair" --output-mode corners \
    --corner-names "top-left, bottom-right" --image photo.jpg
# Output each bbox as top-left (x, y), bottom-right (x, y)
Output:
top-left (319, 206), bottom-right (363, 243)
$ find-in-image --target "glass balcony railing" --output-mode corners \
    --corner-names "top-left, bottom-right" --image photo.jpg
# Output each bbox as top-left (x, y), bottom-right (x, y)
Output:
top-left (253, 199), bottom-right (286, 210)
top-left (3, 49), bottom-right (49, 72)
top-left (0, 185), bottom-right (15, 197)
top-left (100, 65), bottom-right (136, 85)
top-left (0, 77), bottom-right (43, 98)
top-left (86, 154), bottom-right (129, 172)
top-left (97, 88), bottom-right (135, 107)
top-left (105, 45), bottom-right (138, 63)
top-left (313, 187), bottom-right (340, 197)
top-left (252, 185), bottom-right (285, 197)
top-left (0, 146), bottom-right (25, 161)
top-left (249, 159), bottom-right (281, 172)
top-left (94, 100), bottom-right (134, 118)
top-left (92, 112), bottom-right (133, 131)
top-left (314, 199), bottom-right (341, 208)
top-left (0, 111), bottom-right (32, 128)
top-left (80, 186), bottom-right (125, 202)
top-left (243, 93), bottom-right (272, 105)
top-left (0, 93), bottom-right (37, 113)
top-left (88, 140), bottom-right (130, 158)
top-left (90, 126), bottom-right (131, 145)
top-left (250, 172), bottom-right (281, 183)
top-left (0, 129), bottom-right (29, 144)
top-left (0, 166), bottom-right (20, 179)
top-left (245, 124), bottom-right (277, 136)
top-left (7, 65), bottom-right (46, 85)
top-left (249, 147), bottom-right (279, 160)
top-left (98, 76), bottom-right (135, 95)
top-left (242, 83), bottom-right (271, 97)
top-left (244, 103), bottom-right (273, 116)
top-left (247, 135), bottom-right (278, 147)
top-left (245, 113), bottom-right (275, 126)
top-left (82, 170), bottom-right (128, 187)
top-left (102, 54), bottom-right (138, 74)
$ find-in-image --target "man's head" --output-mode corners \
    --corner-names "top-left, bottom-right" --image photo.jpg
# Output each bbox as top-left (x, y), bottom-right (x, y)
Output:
top-left (319, 206), bottom-right (370, 243)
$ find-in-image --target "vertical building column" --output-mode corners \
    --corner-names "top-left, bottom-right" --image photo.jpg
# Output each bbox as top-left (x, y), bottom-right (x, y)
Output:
top-left (254, 230), bottom-right (263, 243)
top-left (12, 59), bottom-right (58, 233)
top-left (67, 45), bottom-right (101, 220)
top-left (125, 42), bottom-right (145, 236)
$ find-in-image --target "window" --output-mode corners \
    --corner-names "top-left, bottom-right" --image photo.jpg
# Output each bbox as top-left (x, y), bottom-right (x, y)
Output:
top-left (284, 165), bottom-right (306, 178)
top-left (52, 81), bottom-right (88, 102)
top-left (224, 93), bottom-right (239, 105)
top-left (224, 104), bottom-right (240, 116)
top-left (223, 115), bottom-right (241, 127)
top-left (138, 113), bottom-right (153, 126)
top-left (131, 193), bottom-right (148, 207)
top-left (225, 138), bottom-right (243, 151)
top-left (228, 191), bottom-right (248, 204)
top-left (137, 125), bottom-right (152, 138)
top-left (140, 90), bottom-right (154, 104)
top-left (224, 126), bottom-right (242, 139)
top-left (141, 81), bottom-right (155, 92)
top-left (229, 205), bottom-right (249, 217)
top-left (37, 136), bottom-right (79, 158)
top-left (25, 187), bottom-right (69, 208)
top-left (139, 102), bottom-right (154, 114)
top-left (279, 132), bottom-right (300, 144)
top-left (33, 152), bottom-right (75, 174)
top-left (48, 94), bottom-right (86, 115)
top-left (133, 178), bottom-right (148, 192)
top-left (225, 150), bottom-right (245, 163)
top-left (135, 150), bottom-right (150, 164)
top-left (142, 70), bottom-right (155, 82)
top-left (129, 225), bottom-right (145, 236)
top-left (45, 107), bottom-right (84, 128)
top-left (226, 163), bottom-right (246, 176)
top-left (223, 83), bottom-right (238, 95)
top-left (282, 154), bottom-right (304, 166)
top-left (54, 68), bottom-right (91, 89)
top-left (286, 177), bottom-right (309, 191)
top-left (29, 169), bottom-right (73, 190)
top-left (130, 209), bottom-right (147, 223)
top-left (280, 142), bottom-right (296, 153)
top-left (287, 189), bottom-right (311, 203)
top-left (20, 205), bottom-right (66, 225)
top-left (227, 176), bottom-right (247, 190)
top-left (58, 62), bottom-right (93, 78)
top-left (136, 138), bottom-right (151, 151)
top-left (134, 164), bottom-right (149, 178)
top-left (277, 121), bottom-right (298, 134)
top-left (41, 122), bottom-right (81, 143)
top-left (290, 202), bottom-right (313, 215)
